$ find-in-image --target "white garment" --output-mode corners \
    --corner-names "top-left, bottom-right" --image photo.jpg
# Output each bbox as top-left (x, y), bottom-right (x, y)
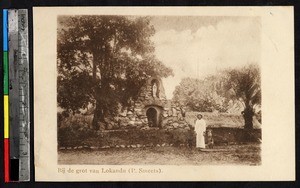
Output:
top-left (195, 119), bottom-right (207, 148)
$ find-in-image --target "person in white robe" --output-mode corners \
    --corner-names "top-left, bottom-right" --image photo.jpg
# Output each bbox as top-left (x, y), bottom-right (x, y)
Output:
top-left (194, 114), bottom-right (207, 149)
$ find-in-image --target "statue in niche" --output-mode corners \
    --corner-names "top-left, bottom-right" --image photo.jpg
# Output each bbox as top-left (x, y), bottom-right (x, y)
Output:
top-left (152, 82), bottom-right (160, 98)
top-left (152, 83), bottom-right (157, 98)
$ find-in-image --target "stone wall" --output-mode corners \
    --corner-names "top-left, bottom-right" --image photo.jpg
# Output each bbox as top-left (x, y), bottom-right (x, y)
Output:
top-left (117, 102), bottom-right (190, 130)
top-left (114, 76), bottom-right (190, 131)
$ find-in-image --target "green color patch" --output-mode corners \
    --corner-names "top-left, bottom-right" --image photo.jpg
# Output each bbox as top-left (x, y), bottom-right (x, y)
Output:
top-left (3, 51), bottom-right (8, 95)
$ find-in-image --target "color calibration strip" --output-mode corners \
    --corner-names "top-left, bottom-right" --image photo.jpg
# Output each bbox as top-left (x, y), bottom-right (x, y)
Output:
top-left (3, 9), bottom-right (30, 182)
top-left (3, 9), bottom-right (10, 183)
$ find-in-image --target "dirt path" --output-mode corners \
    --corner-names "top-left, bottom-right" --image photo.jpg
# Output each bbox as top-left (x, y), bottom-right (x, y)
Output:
top-left (58, 144), bottom-right (261, 166)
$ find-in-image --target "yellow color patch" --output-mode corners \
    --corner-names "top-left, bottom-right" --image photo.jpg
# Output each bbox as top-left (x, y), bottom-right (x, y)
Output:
top-left (4, 95), bottom-right (9, 138)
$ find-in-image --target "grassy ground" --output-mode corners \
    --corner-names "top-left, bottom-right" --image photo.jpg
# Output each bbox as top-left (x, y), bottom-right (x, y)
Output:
top-left (58, 143), bottom-right (261, 166)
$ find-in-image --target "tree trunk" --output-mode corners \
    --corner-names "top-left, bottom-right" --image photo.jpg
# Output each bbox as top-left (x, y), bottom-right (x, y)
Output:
top-left (91, 49), bottom-right (110, 130)
top-left (92, 50), bottom-right (103, 130)
top-left (92, 100), bottom-right (102, 130)
top-left (242, 106), bottom-right (254, 130)
top-left (92, 82), bottom-right (109, 130)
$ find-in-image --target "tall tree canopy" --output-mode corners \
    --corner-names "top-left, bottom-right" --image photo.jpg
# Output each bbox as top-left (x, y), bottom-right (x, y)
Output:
top-left (57, 16), bottom-right (173, 129)
top-left (173, 76), bottom-right (229, 112)
top-left (223, 64), bottom-right (261, 129)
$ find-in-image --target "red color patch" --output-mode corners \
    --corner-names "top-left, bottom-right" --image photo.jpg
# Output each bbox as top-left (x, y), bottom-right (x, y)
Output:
top-left (4, 138), bottom-right (10, 182)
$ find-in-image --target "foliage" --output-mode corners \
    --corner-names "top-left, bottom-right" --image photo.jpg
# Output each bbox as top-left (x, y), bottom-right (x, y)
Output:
top-left (58, 125), bottom-right (261, 148)
top-left (173, 64), bottom-right (261, 130)
top-left (173, 76), bottom-right (229, 112)
top-left (58, 126), bottom-right (195, 148)
top-left (57, 15), bottom-right (173, 129)
top-left (223, 64), bottom-right (261, 129)
top-left (223, 64), bottom-right (261, 108)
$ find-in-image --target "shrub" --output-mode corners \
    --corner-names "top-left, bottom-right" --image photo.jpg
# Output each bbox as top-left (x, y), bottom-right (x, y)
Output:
top-left (58, 127), bottom-right (195, 148)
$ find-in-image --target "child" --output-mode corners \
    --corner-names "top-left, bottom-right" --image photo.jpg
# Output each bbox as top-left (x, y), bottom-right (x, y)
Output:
top-left (206, 129), bottom-right (214, 149)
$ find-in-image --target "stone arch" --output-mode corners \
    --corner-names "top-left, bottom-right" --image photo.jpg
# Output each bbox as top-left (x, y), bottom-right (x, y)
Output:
top-left (145, 105), bottom-right (163, 127)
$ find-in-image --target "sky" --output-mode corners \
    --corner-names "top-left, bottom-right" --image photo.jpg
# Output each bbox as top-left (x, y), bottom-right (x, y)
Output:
top-left (149, 16), bottom-right (261, 99)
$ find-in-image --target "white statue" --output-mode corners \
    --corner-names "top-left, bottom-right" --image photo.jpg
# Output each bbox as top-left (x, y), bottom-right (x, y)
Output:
top-left (152, 83), bottom-right (157, 98)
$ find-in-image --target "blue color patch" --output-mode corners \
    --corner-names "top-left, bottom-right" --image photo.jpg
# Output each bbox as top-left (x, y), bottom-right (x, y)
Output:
top-left (3, 9), bottom-right (8, 51)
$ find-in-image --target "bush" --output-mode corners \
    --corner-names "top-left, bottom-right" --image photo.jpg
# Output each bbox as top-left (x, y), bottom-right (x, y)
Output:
top-left (57, 113), bottom-right (261, 148)
top-left (58, 126), bottom-right (261, 148)
top-left (58, 125), bottom-right (97, 147)
top-left (210, 128), bottom-right (261, 144)
top-left (58, 127), bottom-right (195, 148)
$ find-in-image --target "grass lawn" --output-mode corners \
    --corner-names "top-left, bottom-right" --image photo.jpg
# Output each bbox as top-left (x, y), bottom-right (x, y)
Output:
top-left (58, 143), bottom-right (261, 166)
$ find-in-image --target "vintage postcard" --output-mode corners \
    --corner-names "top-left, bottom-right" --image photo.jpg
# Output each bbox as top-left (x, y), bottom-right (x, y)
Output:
top-left (33, 7), bottom-right (294, 181)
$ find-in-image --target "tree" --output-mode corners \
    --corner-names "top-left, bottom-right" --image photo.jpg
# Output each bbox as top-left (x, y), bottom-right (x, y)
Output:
top-left (57, 16), bottom-right (173, 129)
top-left (173, 77), bottom-right (229, 112)
top-left (223, 64), bottom-right (261, 130)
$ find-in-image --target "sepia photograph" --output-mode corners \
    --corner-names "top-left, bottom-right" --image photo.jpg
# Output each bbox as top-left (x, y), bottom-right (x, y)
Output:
top-left (34, 7), bottom-right (294, 181)
top-left (57, 15), bottom-right (262, 166)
